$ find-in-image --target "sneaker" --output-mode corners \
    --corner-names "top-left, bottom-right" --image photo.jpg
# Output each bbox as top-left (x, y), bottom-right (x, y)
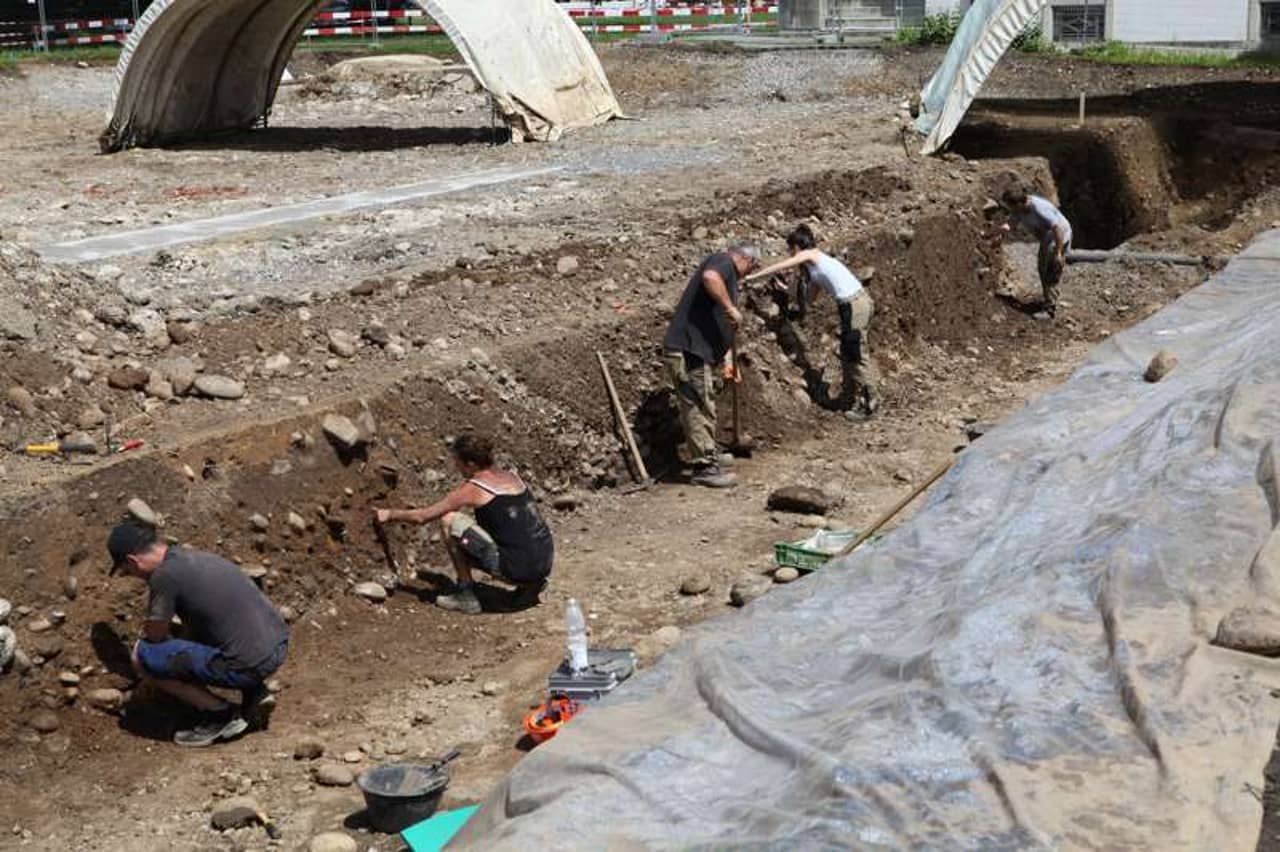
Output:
top-left (174, 708), bottom-right (248, 748)
top-left (511, 579), bottom-right (547, 609)
top-left (436, 586), bottom-right (482, 614)
top-left (691, 463), bottom-right (737, 489)
top-left (240, 684), bottom-right (276, 732)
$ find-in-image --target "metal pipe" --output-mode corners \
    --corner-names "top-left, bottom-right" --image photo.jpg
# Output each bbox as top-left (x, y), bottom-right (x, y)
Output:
top-left (1066, 249), bottom-right (1214, 267)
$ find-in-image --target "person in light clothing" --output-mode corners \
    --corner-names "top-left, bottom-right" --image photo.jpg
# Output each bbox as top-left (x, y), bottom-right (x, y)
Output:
top-left (746, 224), bottom-right (879, 418)
top-left (1001, 187), bottom-right (1073, 317)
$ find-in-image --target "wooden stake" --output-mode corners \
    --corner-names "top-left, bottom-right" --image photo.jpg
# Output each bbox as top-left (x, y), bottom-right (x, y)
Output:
top-left (834, 456), bottom-right (956, 559)
top-left (596, 351), bottom-right (650, 484)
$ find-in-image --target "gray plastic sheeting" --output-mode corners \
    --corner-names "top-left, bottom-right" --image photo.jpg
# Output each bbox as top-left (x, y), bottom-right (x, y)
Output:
top-left (456, 232), bottom-right (1280, 849)
top-left (101, 0), bottom-right (620, 151)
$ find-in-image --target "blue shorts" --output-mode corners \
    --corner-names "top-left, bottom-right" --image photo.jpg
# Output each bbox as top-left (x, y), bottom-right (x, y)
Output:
top-left (135, 639), bottom-right (286, 689)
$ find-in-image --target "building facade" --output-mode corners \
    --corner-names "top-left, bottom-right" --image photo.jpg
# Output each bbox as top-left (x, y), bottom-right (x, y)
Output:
top-left (1043, 0), bottom-right (1278, 47)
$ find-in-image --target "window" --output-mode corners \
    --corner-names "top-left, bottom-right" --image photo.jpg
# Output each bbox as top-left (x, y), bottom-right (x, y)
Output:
top-left (1264, 2), bottom-right (1280, 38)
top-left (1053, 4), bottom-right (1105, 43)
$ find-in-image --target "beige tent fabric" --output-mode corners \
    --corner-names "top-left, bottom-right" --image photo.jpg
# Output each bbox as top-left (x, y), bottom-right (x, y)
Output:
top-left (452, 231), bottom-right (1280, 849)
top-left (101, 0), bottom-right (619, 151)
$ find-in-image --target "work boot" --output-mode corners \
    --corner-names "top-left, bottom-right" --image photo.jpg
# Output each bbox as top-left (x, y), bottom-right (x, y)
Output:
top-left (240, 684), bottom-right (276, 732)
top-left (436, 584), bottom-right (482, 615)
top-left (174, 707), bottom-right (248, 748)
top-left (691, 463), bottom-right (737, 489)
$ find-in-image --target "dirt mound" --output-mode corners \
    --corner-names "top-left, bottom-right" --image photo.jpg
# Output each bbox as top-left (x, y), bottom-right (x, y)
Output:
top-left (755, 166), bottom-right (911, 222)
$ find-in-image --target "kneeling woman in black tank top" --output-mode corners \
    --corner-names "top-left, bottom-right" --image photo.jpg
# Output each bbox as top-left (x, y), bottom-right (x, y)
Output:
top-left (372, 434), bottom-right (554, 615)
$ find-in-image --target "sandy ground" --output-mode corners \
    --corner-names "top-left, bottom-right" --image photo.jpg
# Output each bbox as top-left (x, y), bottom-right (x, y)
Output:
top-left (0, 43), bottom-right (1278, 852)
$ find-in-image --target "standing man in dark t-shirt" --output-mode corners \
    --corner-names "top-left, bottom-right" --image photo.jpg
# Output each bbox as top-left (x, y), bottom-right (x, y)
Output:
top-left (107, 521), bottom-right (290, 748)
top-left (663, 242), bottom-right (760, 488)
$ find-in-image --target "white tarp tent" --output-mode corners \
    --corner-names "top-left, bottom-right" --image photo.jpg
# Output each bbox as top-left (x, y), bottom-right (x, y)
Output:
top-left (100, 0), bottom-right (621, 151)
top-left (913, 0), bottom-right (1048, 155)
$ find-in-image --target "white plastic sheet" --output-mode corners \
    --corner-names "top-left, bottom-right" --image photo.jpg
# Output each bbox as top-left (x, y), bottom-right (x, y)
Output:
top-left (454, 232), bottom-right (1280, 849)
top-left (101, 0), bottom-right (620, 150)
top-left (914, 0), bottom-right (1047, 155)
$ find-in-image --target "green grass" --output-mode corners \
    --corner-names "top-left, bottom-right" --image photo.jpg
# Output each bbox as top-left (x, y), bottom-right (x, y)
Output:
top-left (294, 32), bottom-right (458, 57)
top-left (1076, 40), bottom-right (1280, 68)
top-left (896, 12), bottom-right (1048, 53)
top-left (2, 44), bottom-right (123, 67)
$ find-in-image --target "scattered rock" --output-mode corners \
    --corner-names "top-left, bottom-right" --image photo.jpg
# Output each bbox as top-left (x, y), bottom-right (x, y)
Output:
top-left (767, 485), bottom-right (835, 516)
top-left (691, 225), bottom-right (709, 240)
top-left (6, 386), bottom-right (36, 416)
top-left (353, 582), bottom-right (388, 603)
top-left (28, 710), bottom-right (60, 734)
top-left (309, 832), bottom-right (358, 852)
top-left (77, 405), bottom-right (107, 430)
top-left (679, 575), bottom-right (711, 596)
top-left (362, 323), bottom-right (390, 347)
top-left (729, 575), bottom-right (772, 607)
top-left (774, 566), bottom-right (801, 584)
top-left (328, 329), bottom-right (358, 358)
top-left (293, 737), bottom-right (325, 760)
top-left (63, 575), bottom-right (79, 601)
top-left (0, 626), bottom-right (15, 670)
top-left (322, 414), bottom-right (363, 450)
top-left (144, 372), bottom-right (174, 401)
top-left (342, 750), bottom-right (363, 764)
top-left (57, 671), bottom-right (80, 686)
top-left (279, 605), bottom-right (298, 623)
top-left (556, 255), bottom-right (580, 276)
top-left (0, 598), bottom-right (10, 625)
top-left (636, 625), bottom-right (683, 661)
top-left (165, 320), bottom-right (192, 345)
top-left (314, 764), bottom-right (355, 787)
top-left (350, 279), bottom-right (379, 297)
top-left (86, 688), bottom-right (125, 712)
top-left (0, 299), bottom-right (37, 341)
top-left (965, 422), bottom-right (995, 443)
top-left (26, 617), bottom-right (53, 634)
top-left (1144, 349), bottom-right (1178, 383)
top-left (107, 368), bottom-right (149, 391)
top-left (193, 375), bottom-right (245, 400)
top-left (263, 353), bottom-right (292, 374)
top-left (156, 356), bottom-right (197, 396)
top-left (249, 513), bottom-right (269, 532)
top-left (127, 497), bottom-right (158, 526)
top-left (210, 796), bottom-right (261, 831)
top-left (1214, 608), bottom-right (1280, 656)
top-left (287, 512), bottom-right (308, 534)
top-left (481, 680), bottom-right (503, 696)
top-left (551, 493), bottom-right (580, 512)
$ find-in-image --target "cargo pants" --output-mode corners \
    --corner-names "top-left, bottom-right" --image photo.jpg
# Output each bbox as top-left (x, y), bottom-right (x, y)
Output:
top-left (664, 350), bottom-right (720, 467)
top-left (837, 290), bottom-right (880, 409)
top-left (1037, 232), bottom-right (1070, 310)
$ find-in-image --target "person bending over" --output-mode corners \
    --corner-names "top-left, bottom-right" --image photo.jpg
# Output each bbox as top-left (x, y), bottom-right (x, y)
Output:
top-left (373, 434), bottom-right (553, 615)
top-left (746, 224), bottom-right (879, 417)
top-left (1001, 187), bottom-right (1073, 317)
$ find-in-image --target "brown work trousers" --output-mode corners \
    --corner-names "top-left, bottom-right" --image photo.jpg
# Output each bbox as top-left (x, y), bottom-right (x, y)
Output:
top-left (838, 290), bottom-right (880, 404)
top-left (664, 350), bottom-right (720, 467)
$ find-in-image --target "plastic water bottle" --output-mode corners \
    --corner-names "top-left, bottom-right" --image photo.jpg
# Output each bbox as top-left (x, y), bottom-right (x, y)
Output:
top-left (565, 598), bottom-right (589, 675)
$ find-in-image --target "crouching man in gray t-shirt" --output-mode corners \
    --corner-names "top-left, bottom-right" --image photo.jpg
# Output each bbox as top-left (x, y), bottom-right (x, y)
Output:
top-left (107, 521), bottom-right (290, 748)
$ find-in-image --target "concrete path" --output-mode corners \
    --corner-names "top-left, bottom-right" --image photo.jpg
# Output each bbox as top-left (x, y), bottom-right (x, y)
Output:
top-left (39, 165), bottom-right (561, 263)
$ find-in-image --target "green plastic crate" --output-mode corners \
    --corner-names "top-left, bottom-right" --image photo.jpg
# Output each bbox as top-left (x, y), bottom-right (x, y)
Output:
top-left (773, 529), bottom-right (858, 572)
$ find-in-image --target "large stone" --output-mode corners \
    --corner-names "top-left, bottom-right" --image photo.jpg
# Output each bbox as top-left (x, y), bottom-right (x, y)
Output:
top-left (127, 498), bottom-right (158, 526)
top-left (0, 597), bottom-right (10, 624)
top-left (774, 566), bottom-right (801, 584)
top-left (156, 357), bottom-right (197, 396)
top-left (729, 575), bottom-right (772, 608)
top-left (556, 255), bottom-right (580, 276)
top-left (6, 386), bottom-right (36, 416)
top-left (313, 763), bottom-right (355, 787)
top-left (328, 330), bottom-right (358, 358)
top-left (263, 353), bottom-right (292, 375)
top-left (353, 582), bottom-right (388, 603)
top-left (679, 575), bottom-right (711, 596)
top-left (26, 617), bottom-right (53, 633)
top-left (0, 297), bottom-right (37, 341)
top-left (126, 308), bottom-right (167, 340)
top-left (107, 368), bottom-right (149, 391)
top-left (193, 375), bottom-right (245, 400)
top-left (293, 737), bottom-right (325, 760)
top-left (29, 635), bottom-right (63, 659)
top-left (322, 414), bottom-right (363, 451)
top-left (210, 796), bottom-right (261, 831)
top-left (0, 625), bottom-right (15, 670)
top-left (287, 512), bottom-right (308, 534)
top-left (766, 485), bottom-right (835, 516)
top-left (1144, 349), bottom-right (1178, 383)
top-left (144, 371), bottom-right (174, 401)
top-left (28, 710), bottom-right (60, 734)
top-left (309, 832), bottom-right (358, 852)
top-left (77, 405), bottom-right (107, 430)
top-left (635, 625), bottom-right (683, 661)
top-left (1214, 608), bottom-right (1280, 656)
top-left (87, 688), bottom-right (125, 712)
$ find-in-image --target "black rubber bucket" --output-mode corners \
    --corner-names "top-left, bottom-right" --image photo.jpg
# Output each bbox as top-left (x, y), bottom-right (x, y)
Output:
top-left (356, 763), bottom-right (450, 834)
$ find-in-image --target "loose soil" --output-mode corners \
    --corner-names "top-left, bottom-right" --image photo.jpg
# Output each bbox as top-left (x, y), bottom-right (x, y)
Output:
top-left (0, 43), bottom-right (1278, 852)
